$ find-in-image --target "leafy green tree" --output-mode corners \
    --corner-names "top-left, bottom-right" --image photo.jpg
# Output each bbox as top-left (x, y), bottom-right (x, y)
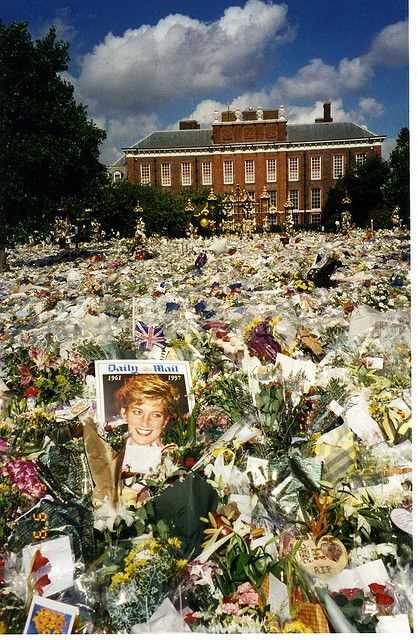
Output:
top-left (97, 181), bottom-right (209, 238)
top-left (0, 21), bottom-right (107, 269)
top-left (382, 127), bottom-right (410, 226)
top-left (322, 156), bottom-right (389, 229)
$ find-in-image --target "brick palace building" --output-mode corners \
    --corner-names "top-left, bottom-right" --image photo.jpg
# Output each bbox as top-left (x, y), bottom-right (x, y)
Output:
top-left (110, 103), bottom-right (385, 226)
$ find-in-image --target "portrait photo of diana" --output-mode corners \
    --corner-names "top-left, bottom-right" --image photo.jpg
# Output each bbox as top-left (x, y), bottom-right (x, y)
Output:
top-left (94, 360), bottom-right (193, 431)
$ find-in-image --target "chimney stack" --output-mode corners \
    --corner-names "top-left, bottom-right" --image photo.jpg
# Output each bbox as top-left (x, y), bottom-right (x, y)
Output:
top-left (315, 102), bottom-right (333, 123)
top-left (323, 102), bottom-right (333, 122)
top-left (179, 120), bottom-right (200, 130)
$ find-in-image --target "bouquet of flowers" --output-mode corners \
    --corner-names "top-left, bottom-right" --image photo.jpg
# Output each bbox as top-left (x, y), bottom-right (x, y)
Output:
top-left (0, 447), bottom-right (46, 544)
top-left (3, 338), bottom-right (87, 408)
top-left (105, 536), bottom-right (187, 632)
top-left (318, 581), bottom-right (397, 633)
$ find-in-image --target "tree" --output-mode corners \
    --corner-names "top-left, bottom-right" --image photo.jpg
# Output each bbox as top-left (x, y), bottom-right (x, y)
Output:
top-left (97, 181), bottom-right (209, 238)
top-left (322, 156), bottom-right (389, 229)
top-left (382, 127), bottom-right (410, 226)
top-left (0, 21), bottom-right (107, 269)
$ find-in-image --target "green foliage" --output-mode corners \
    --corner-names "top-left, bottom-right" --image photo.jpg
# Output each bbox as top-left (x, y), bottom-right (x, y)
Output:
top-left (382, 127), bottom-right (410, 226)
top-left (0, 20), bottom-right (107, 252)
top-left (96, 181), bottom-right (210, 238)
top-left (0, 590), bottom-right (27, 634)
top-left (322, 156), bottom-right (389, 229)
top-left (199, 372), bottom-right (256, 423)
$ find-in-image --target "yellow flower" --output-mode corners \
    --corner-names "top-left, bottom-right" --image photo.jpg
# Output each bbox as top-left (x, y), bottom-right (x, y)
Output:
top-left (176, 559), bottom-right (188, 569)
top-left (33, 607), bottom-right (66, 634)
top-left (211, 446), bottom-right (233, 462)
top-left (243, 317), bottom-right (263, 339)
top-left (167, 537), bottom-right (182, 548)
top-left (281, 620), bottom-right (313, 633)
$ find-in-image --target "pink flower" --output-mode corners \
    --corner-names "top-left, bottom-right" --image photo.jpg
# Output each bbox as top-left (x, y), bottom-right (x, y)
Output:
top-left (236, 582), bottom-right (259, 607)
top-left (28, 346), bottom-right (49, 370)
top-left (0, 439), bottom-right (8, 456)
top-left (219, 602), bottom-right (240, 615)
top-left (17, 365), bottom-right (34, 387)
top-left (4, 459), bottom-right (45, 499)
top-left (68, 352), bottom-right (88, 377)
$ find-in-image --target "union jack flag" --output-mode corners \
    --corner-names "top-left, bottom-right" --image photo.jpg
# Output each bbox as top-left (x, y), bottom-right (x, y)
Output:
top-left (134, 322), bottom-right (165, 350)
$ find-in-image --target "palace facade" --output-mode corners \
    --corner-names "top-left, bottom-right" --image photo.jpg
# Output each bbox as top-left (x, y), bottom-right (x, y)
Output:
top-left (112, 103), bottom-right (384, 225)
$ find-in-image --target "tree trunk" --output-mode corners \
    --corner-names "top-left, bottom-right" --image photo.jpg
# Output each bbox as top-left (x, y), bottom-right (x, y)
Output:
top-left (0, 209), bottom-right (6, 271)
top-left (0, 246), bottom-right (6, 272)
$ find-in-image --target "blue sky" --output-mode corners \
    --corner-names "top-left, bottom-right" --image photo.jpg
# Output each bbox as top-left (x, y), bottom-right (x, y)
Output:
top-left (2, 0), bottom-right (409, 164)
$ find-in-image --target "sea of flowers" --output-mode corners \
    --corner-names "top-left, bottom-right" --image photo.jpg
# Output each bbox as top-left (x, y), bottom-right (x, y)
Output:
top-left (0, 226), bottom-right (412, 634)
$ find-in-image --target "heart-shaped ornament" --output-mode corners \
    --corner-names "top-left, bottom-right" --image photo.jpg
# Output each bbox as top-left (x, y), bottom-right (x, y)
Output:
top-left (295, 535), bottom-right (348, 578)
top-left (390, 508), bottom-right (413, 536)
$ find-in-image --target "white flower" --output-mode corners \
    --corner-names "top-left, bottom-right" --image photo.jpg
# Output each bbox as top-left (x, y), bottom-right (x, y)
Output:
top-left (204, 452), bottom-right (247, 492)
top-left (93, 497), bottom-right (135, 532)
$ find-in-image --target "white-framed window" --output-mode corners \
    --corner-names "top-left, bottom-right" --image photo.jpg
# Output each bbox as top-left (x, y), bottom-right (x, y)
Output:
top-left (311, 188), bottom-right (321, 210)
top-left (268, 190), bottom-right (277, 207)
top-left (161, 163), bottom-right (171, 186)
top-left (202, 162), bottom-right (212, 185)
top-left (292, 212), bottom-right (299, 225)
top-left (288, 157), bottom-right (299, 181)
top-left (333, 155), bottom-right (344, 179)
top-left (181, 162), bottom-right (192, 186)
top-left (266, 158), bottom-right (277, 182)
top-left (355, 153), bottom-right (367, 166)
top-left (289, 189), bottom-right (299, 210)
top-left (311, 156), bottom-right (321, 180)
top-left (312, 213), bottom-right (321, 224)
top-left (140, 164), bottom-right (150, 185)
top-left (113, 171), bottom-right (122, 182)
top-left (269, 213), bottom-right (278, 225)
top-left (223, 160), bottom-right (234, 185)
top-left (245, 160), bottom-right (255, 183)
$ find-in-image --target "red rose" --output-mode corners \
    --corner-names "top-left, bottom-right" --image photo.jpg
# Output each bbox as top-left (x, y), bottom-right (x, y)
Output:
top-left (184, 612), bottom-right (197, 624)
top-left (183, 458), bottom-right (196, 469)
top-left (369, 583), bottom-right (386, 594)
top-left (23, 386), bottom-right (39, 398)
top-left (344, 303), bottom-right (354, 312)
top-left (375, 592), bottom-right (394, 607)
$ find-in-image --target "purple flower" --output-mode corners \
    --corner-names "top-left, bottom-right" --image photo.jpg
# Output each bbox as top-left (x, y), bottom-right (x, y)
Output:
top-left (245, 319), bottom-right (281, 362)
top-left (195, 252), bottom-right (208, 269)
top-left (3, 459), bottom-right (45, 499)
top-left (0, 439), bottom-right (8, 456)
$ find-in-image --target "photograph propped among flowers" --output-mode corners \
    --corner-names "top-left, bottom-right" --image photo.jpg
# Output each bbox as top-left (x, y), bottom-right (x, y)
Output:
top-left (0, 229), bottom-right (412, 633)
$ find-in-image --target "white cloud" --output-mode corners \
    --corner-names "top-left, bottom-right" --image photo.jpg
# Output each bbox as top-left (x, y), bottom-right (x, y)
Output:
top-left (382, 136), bottom-right (397, 159)
top-left (276, 20), bottom-right (407, 103)
top-left (355, 97), bottom-right (385, 118)
top-left (277, 56), bottom-right (374, 102)
top-left (77, 1), bottom-right (290, 114)
top-left (98, 114), bottom-right (160, 164)
top-left (34, 7), bottom-right (78, 43)
top-left (365, 20), bottom-right (408, 68)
